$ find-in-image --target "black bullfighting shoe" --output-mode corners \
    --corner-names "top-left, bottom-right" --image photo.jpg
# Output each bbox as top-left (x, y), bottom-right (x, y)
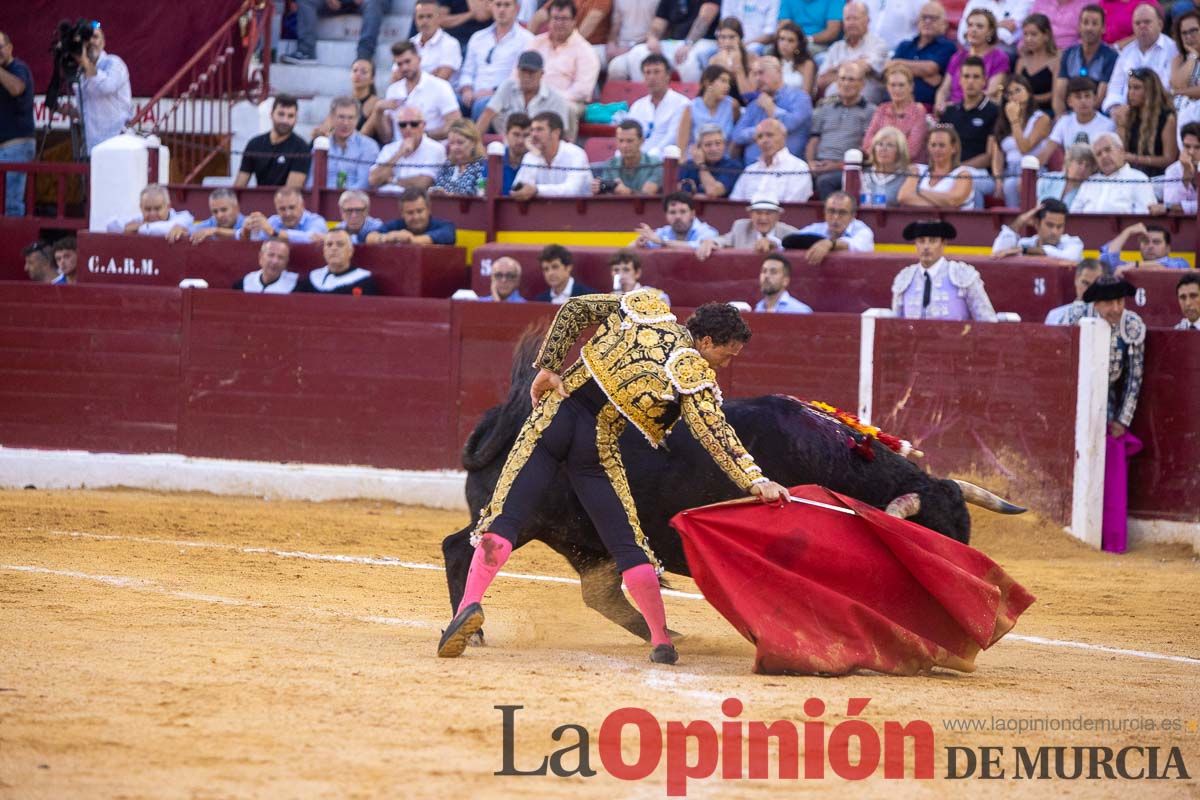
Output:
top-left (438, 603), bottom-right (485, 658)
top-left (650, 643), bottom-right (678, 665)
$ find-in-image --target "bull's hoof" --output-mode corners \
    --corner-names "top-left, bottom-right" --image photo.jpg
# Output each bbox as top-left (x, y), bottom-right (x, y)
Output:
top-left (437, 603), bottom-right (485, 658)
top-left (468, 629), bottom-right (486, 647)
top-left (650, 644), bottom-right (679, 665)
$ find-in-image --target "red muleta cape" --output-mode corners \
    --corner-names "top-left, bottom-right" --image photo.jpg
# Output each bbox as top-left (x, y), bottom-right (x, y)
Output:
top-left (670, 485), bottom-right (1035, 676)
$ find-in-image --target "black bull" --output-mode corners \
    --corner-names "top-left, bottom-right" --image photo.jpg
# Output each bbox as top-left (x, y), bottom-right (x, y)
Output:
top-left (442, 335), bottom-right (1024, 642)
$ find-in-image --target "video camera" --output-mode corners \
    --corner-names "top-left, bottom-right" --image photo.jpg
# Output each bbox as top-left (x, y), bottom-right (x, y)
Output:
top-left (45, 18), bottom-right (96, 111)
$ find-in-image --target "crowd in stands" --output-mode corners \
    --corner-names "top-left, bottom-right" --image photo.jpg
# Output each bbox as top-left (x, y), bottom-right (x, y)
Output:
top-left (7, 2), bottom-right (1200, 330)
top-left (201, 0), bottom-right (1200, 224)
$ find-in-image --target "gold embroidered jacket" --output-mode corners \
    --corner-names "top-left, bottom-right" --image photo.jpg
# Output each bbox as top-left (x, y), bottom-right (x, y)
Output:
top-left (533, 289), bottom-right (768, 491)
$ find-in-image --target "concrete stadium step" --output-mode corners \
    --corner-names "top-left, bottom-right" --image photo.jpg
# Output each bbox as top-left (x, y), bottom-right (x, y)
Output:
top-left (271, 64), bottom-right (356, 97)
top-left (314, 13), bottom-right (413, 43)
top-left (279, 39), bottom-right (363, 67)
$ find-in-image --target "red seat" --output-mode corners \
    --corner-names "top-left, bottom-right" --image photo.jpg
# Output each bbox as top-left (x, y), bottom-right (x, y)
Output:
top-left (1044, 147), bottom-right (1064, 171)
top-left (483, 133), bottom-right (504, 147)
top-left (578, 122), bottom-right (617, 139)
top-left (584, 137), bottom-right (618, 163)
top-left (670, 81), bottom-right (699, 98)
top-left (600, 80), bottom-right (646, 106)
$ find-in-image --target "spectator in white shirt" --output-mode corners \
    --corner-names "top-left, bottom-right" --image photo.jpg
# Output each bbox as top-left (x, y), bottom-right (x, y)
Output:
top-left (605, 0), bottom-right (658, 67)
top-left (369, 106), bottom-right (448, 192)
top-left (626, 54), bottom-right (691, 156)
top-left (1164, 121), bottom-right (1200, 213)
top-left (717, 0), bottom-right (779, 54)
top-left (510, 110), bottom-right (592, 198)
top-left (119, 184), bottom-right (194, 236)
top-left (990, 199), bottom-right (1085, 264)
top-left (372, 42), bottom-right (462, 143)
top-left (792, 191), bottom-right (876, 265)
top-left (730, 118), bottom-right (814, 203)
top-left (862, 0), bottom-right (923, 51)
top-left (460, 0), bottom-right (535, 118)
top-left (1102, 3), bottom-right (1178, 115)
top-left (1038, 77), bottom-right (1116, 166)
top-left (1070, 131), bottom-right (1162, 213)
top-left (410, 0), bottom-right (463, 83)
top-left (73, 23), bottom-right (132, 154)
top-left (956, 0), bottom-right (1033, 47)
top-left (817, 2), bottom-right (889, 103)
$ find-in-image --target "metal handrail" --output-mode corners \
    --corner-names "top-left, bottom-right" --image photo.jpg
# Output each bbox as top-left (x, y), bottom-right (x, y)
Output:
top-left (128, 0), bottom-right (272, 183)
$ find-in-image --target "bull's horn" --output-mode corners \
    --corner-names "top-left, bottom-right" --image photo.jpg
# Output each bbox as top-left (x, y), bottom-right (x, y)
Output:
top-left (953, 480), bottom-right (1026, 514)
top-left (885, 493), bottom-right (921, 519)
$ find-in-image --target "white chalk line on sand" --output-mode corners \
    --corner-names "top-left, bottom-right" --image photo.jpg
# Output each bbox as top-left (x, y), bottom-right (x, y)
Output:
top-left (0, 564), bottom-right (433, 629)
top-left (14, 529), bottom-right (1200, 667)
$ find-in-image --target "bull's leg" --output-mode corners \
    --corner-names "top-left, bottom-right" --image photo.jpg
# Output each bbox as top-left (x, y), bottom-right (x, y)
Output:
top-left (442, 525), bottom-right (476, 615)
top-left (578, 558), bottom-right (654, 642)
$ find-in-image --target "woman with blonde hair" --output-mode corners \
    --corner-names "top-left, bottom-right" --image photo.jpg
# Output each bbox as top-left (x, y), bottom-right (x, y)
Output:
top-left (898, 125), bottom-right (976, 209)
top-left (859, 126), bottom-right (911, 207)
top-left (1117, 67), bottom-right (1178, 178)
top-left (431, 119), bottom-right (487, 196)
top-left (864, 64), bottom-right (929, 164)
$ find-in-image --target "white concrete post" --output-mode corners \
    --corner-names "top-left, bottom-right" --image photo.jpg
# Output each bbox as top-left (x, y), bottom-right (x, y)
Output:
top-left (857, 308), bottom-right (894, 426)
top-left (89, 134), bottom-right (151, 231)
top-left (1069, 317), bottom-right (1110, 548)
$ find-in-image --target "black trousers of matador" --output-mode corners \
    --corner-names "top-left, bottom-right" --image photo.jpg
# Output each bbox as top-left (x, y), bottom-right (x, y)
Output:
top-left (471, 363), bottom-right (661, 573)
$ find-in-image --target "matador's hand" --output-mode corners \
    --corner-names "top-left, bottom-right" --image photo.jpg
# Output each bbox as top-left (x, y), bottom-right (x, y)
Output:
top-left (530, 368), bottom-right (568, 406)
top-left (751, 480), bottom-right (791, 504)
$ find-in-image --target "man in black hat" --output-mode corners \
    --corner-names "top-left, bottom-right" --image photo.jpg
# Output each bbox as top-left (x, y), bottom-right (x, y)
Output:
top-left (1075, 275), bottom-right (1145, 437)
top-left (891, 220), bottom-right (997, 322)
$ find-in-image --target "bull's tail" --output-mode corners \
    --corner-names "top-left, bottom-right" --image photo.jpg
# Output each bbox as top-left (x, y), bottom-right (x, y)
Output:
top-left (461, 323), bottom-right (548, 471)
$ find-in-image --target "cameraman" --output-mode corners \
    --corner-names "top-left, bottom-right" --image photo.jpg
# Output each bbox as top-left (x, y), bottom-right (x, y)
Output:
top-left (0, 31), bottom-right (35, 216)
top-left (74, 22), bottom-right (132, 154)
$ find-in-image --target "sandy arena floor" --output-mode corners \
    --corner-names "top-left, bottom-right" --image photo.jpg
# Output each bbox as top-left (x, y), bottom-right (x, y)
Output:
top-left (1, 489), bottom-right (1198, 799)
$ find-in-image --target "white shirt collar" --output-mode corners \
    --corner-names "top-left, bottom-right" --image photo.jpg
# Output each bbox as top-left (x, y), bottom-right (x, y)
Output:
top-left (550, 276), bottom-right (574, 301)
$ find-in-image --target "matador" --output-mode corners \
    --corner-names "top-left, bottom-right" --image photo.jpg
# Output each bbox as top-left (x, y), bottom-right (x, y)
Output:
top-left (437, 291), bottom-right (790, 665)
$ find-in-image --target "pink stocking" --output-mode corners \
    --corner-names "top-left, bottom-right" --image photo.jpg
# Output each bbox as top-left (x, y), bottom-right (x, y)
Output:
top-left (458, 533), bottom-right (513, 613)
top-left (623, 563), bottom-right (672, 647)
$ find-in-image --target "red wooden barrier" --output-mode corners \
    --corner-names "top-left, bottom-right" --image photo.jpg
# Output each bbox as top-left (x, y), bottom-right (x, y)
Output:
top-left (0, 283), bottom-right (1195, 526)
top-left (1125, 271), bottom-right (1198, 330)
top-left (1128, 330), bottom-right (1200, 522)
top-left (448, 301), bottom-right (558, 453)
top-left (727, 313), bottom-right (861, 412)
top-left (77, 232), bottom-right (468, 297)
top-left (0, 284), bottom-right (182, 453)
top-left (871, 319), bottom-right (1080, 526)
top-left (178, 292), bottom-right (455, 469)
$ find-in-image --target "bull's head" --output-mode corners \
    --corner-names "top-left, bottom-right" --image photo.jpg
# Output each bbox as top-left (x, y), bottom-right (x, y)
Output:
top-left (886, 480), bottom-right (1025, 544)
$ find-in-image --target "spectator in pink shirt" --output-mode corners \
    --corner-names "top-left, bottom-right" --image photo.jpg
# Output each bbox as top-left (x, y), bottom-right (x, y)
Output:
top-left (864, 64), bottom-right (930, 163)
top-left (1031, 0), bottom-right (1092, 48)
top-left (1103, 0), bottom-right (1160, 44)
top-left (525, 0), bottom-right (601, 127)
top-left (935, 8), bottom-right (1010, 110)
